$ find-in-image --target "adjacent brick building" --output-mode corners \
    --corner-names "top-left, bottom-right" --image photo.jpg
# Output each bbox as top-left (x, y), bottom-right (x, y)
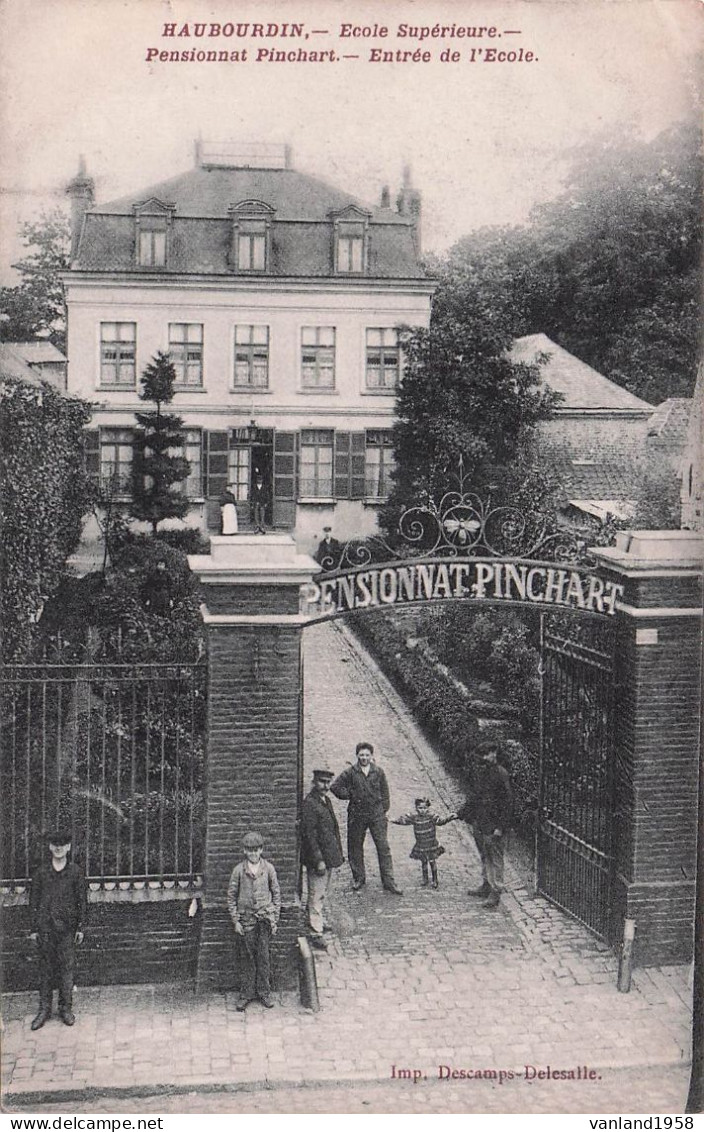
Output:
top-left (511, 333), bottom-right (656, 524)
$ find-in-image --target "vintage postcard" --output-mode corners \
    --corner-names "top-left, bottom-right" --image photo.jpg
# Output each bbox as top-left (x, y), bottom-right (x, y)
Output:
top-left (1, 0), bottom-right (702, 1120)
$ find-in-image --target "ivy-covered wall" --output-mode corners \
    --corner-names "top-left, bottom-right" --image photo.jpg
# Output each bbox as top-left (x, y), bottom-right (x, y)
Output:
top-left (0, 376), bottom-right (94, 661)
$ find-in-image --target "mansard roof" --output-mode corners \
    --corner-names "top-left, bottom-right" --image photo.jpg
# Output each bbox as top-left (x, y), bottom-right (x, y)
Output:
top-left (99, 165), bottom-right (404, 223)
top-left (72, 164), bottom-right (424, 279)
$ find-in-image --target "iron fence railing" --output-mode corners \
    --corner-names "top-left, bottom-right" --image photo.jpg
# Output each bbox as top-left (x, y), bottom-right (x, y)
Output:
top-left (537, 613), bottom-right (616, 937)
top-left (1, 659), bottom-right (206, 891)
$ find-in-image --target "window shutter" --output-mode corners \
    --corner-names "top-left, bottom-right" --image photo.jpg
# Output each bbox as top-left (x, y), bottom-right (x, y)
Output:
top-left (350, 432), bottom-right (366, 499)
top-left (130, 430), bottom-right (145, 501)
top-left (84, 429), bottom-right (100, 485)
top-left (273, 430), bottom-right (297, 529)
top-left (334, 431), bottom-right (351, 499)
top-left (205, 431), bottom-right (229, 498)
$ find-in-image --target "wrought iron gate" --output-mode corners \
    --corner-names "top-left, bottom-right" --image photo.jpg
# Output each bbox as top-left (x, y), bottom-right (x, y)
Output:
top-left (538, 612), bottom-right (616, 938)
top-left (0, 658), bottom-right (206, 889)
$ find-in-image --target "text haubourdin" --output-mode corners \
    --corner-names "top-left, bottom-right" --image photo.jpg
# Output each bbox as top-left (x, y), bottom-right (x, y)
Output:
top-left (147, 21), bottom-right (537, 65)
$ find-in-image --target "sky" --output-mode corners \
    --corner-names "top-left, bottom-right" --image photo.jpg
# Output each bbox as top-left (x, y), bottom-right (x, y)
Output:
top-left (0, 0), bottom-right (701, 282)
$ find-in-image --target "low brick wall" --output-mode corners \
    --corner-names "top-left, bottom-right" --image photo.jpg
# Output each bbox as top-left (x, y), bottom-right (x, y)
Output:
top-left (2, 893), bottom-right (201, 991)
top-left (3, 889), bottom-right (305, 995)
top-left (196, 903), bottom-right (304, 993)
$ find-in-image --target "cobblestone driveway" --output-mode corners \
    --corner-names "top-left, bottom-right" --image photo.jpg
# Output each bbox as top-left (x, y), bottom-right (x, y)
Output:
top-left (1, 621), bottom-right (693, 1114)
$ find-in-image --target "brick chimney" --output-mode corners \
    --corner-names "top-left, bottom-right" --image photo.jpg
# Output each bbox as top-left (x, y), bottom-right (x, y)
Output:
top-left (396, 164), bottom-right (421, 254)
top-left (409, 187), bottom-right (422, 256)
top-left (66, 156), bottom-right (94, 261)
top-left (396, 163), bottom-right (412, 215)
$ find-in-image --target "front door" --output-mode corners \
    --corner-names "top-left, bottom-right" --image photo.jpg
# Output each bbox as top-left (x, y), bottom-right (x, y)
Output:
top-left (251, 443), bottom-right (273, 527)
top-left (228, 446), bottom-right (251, 503)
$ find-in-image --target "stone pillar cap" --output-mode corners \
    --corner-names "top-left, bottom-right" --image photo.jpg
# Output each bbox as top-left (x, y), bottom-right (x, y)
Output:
top-left (592, 529), bottom-right (703, 571)
top-left (188, 533), bottom-right (319, 585)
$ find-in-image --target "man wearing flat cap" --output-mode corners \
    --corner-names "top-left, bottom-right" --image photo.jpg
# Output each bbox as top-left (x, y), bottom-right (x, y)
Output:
top-left (314, 526), bottom-right (342, 570)
top-left (29, 829), bottom-right (86, 1030)
top-left (227, 831), bottom-right (281, 1010)
top-left (301, 769), bottom-right (344, 950)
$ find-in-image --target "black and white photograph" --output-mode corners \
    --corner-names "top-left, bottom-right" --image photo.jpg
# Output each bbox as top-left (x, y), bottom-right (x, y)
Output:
top-left (1, 0), bottom-right (702, 1120)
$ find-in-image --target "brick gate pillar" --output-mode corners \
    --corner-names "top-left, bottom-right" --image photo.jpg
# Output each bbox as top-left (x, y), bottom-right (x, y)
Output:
top-left (188, 535), bottom-right (318, 992)
top-left (592, 530), bottom-right (702, 966)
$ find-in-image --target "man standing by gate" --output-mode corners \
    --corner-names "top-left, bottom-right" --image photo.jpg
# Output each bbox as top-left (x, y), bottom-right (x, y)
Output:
top-left (301, 768), bottom-right (344, 950)
top-left (330, 742), bottom-right (403, 895)
top-left (459, 742), bottom-right (514, 910)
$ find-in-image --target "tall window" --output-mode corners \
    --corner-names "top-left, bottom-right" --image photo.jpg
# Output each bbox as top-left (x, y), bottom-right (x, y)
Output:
top-left (169, 323), bottom-right (203, 386)
top-left (237, 222), bottom-right (267, 271)
top-left (234, 325), bottom-right (269, 388)
top-left (366, 329), bottom-right (399, 390)
top-left (228, 447), bottom-right (250, 501)
top-left (365, 430), bottom-right (395, 498)
top-left (301, 327), bottom-right (335, 389)
top-left (170, 429), bottom-right (203, 498)
top-left (100, 429), bottom-right (133, 495)
top-left (300, 429), bottom-right (334, 498)
top-left (336, 223), bottom-right (365, 273)
top-left (100, 323), bottom-right (136, 387)
top-left (138, 227), bottom-right (166, 268)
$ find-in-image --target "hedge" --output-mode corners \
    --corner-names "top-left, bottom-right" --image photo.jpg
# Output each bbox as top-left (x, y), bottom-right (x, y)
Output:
top-left (348, 608), bottom-right (539, 837)
top-left (0, 377), bottom-right (94, 661)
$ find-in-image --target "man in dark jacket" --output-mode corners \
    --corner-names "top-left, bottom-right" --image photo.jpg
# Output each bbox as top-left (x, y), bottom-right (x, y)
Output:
top-left (314, 527), bottom-right (342, 570)
top-left (330, 742), bottom-right (403, 895)
top-left (300, 768), bottom-right (344, 950)
top-left (250, 470), bottom-right (268, 533)
top-left (458, 742), bottom-right (514, 909)
top-left (29, 830), bottom-right (87, 1029)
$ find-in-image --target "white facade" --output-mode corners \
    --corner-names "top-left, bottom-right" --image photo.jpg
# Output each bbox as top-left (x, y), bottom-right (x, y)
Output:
top-left (65, 153), bottom-right (433, 551)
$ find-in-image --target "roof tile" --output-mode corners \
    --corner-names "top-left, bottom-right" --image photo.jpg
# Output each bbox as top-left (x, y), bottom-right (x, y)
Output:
top-left (511, 333), bottom-right (653, 413)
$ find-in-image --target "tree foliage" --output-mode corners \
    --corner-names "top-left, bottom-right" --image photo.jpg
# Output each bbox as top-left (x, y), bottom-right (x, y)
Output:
top-left (632, 460), bottom-right (682, 530)
top-left (0, 210), bottom-right (70, 351)
top-left (449, 121), bottom-right (702, 404)
top-left (129, 353), bottom-right (190, 534)
top-left (0, 377), bottom-right (95, 661)
top-left (382, 268), bottom-right (559, 532)
top-left (89, 536), bottom-right (205, 663)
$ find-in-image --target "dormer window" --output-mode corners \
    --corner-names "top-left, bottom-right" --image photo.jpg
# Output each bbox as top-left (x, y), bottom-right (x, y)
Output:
top-left (238, 222), bottom-right (267, 271)
top-left (228, 200), bottom-right (275, 273)
top-left (331, 206), bottom-right (371, 275)
top-left (139, 227), bottom-right (166, 267)
top-left (337, 223), bottom-right (365, 272)
top-left (133, 199), bottom-right (175, 269)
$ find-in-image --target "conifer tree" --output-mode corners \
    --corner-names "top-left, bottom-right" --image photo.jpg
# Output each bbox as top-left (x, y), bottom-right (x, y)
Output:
top-left (130, 352), bottom-right (190, 534)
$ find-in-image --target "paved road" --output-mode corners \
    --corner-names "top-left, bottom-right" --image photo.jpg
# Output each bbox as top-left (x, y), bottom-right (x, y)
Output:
top-left (1, 621), bottom-right (693, 1115)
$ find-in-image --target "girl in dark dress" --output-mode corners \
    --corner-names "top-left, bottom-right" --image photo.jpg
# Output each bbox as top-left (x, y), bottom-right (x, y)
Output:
top-left (392, 798), bottom-right (457, 888)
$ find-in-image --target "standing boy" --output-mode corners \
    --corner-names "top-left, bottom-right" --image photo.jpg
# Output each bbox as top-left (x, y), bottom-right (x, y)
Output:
top-left (301, 768), bottom-right (344, 950)
top-left (29, 830), bottom-right (87, 1030)
top-left (330, 742), bottom-right (403, 895)
top-left (227, 831), bottom-right (281, 1010)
